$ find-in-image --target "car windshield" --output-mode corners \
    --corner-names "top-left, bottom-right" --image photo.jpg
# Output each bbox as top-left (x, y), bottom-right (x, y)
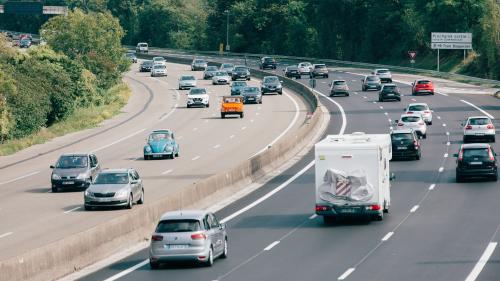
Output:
top-left (417, 80), bottom-right (431, 85)
top-left (222, 64), bottom-right (233, 68)
top-left (401, 116), bottom-right (421, 123)
top-left (243, 87), bottom-right (259, 94)
top-left (232, 81), bottom-right (247, 87)
top-left (206, 66), bottom-right (218, 71)
top-left (264, 58), bottom-right (275, 62)
top-left (181, 76), bottom-right (195, 81)
top-left (156, 219), bottom-right (201, 233)
top-left (215, 71), bottom-right (227, 76)
top-left (93, 173), bottom-right (129, 184)
top-left (377, 69), bottom-right (389, 73)
top-left (138, 43), bottom-right (147, 47)
top-left (189, 88), bottom-right (206, 95)
top-left (334, 81), bottom-right (346, 85)
top-left (224, 97), bottom-right (241, 103)
top-left (148, 132), bottom-right (172, 141)
top-left (264, 77), bottom-right (279, 83)
top-left (234, 67), bottom-right (247, 72)
top-left (408, 105), bottom-right (428, 111)
top-left (195, 59), bottom-right (205, 64)
top-left (392, 133), bottom-right (413, 141)
top-left (383, 86), bottom-right (396, 91)
top-left (21, 39), bottom-right (30, 43)
top-left (154, 65), bottom-right (165, 69)
top-left (56, 156), bottom-right (88, 169)
top-left (142, 60), bottom-right (153, 66)
top-left (367, 76), bottom-right (379, 81)
top-left (315, 65), bottom-right (326, 69)
top-left (153, 57), bottom-right (164, 61)
top-left (469, 118), bottom-right (491, 125)
top-left (463, 148), bottom-right (489, 160)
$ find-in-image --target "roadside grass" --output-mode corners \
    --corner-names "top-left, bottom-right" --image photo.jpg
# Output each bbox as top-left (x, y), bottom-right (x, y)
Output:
top-left (0, 82), bottom-right (131, 156)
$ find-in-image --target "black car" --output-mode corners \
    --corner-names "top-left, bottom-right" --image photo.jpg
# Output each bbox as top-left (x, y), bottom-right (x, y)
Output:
top-left (379, 84), bottom-right (401, 102)
top-left (284, 66), bottom-right (300, 79)
top-left (232, 66), bottom-right (251, 81)
top-left (391, 129), bottom-right (421, 160)
top-left (260, 57), bottom-right (277, 70)
top-left (140, 60), bottom-right (153, 72)
top-left (203, 66), bottom-right (219, 79)
top-left (455, 143), bottom-right (498, 182)
top-left (261, 76), bottom-right (283, 95)
top-left (241, 86), bottom-right (262, 104)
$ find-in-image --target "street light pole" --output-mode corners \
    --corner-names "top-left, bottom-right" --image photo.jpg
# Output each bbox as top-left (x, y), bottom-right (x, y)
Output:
top-left (225, 10), bottom-right (229, 52)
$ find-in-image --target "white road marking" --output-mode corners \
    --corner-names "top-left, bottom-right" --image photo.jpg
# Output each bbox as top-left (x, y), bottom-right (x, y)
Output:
top-left (437, 92), bottom-right (449, 96)
top-left (250, 119), bottom-right (254, 122)
top-left (446, 132), bottom-right (450, 136)
top-left (465, 242), bottom-right (498, 281)
top-left (309, 214), bottom-right (318, 220)
top-left (429, 184), bottom-right (436, 190)
top-left (384, 112), bottom-right (388, 116)
top-left (388, 119), bottom-right (392, 123)
top-left (191, 156), bottom-right (200, 161)
top-left (263, 241), bottom-right (280, 251)
top-left (439, 167), bottom-right (444, 173)
top-left (410, 205), bottom-right (419, 213)
top-left (213, 144), bottom-right (221, 149)
top-left (437, 116), bottom-right (441, 120)
top-left (411, 98), bottom-right (417, 101)
top-left (241, 126), bottom-right (247, 130)
top-left (102, 259), bottom-right (149, 281)
top-left (91, 129), bottom-right (146, 153)
top-left (256, 112), bottom-right (260, 116)
top-left (442, 123), bottom-right (447, 127)
top-left (161, 169), bottom-right (173, 175)
top-left (460, 100), bottom-right (495, 119)
top-left (193, 127), bottom-right (198, 131)
top-left (0, 232), bottom-right (13, 239)
top-left (229, 135), bottom-right (235, 139)
top-left (354, 92), bottom-right (358, 95)
top-left (379, 106), bottom-right (384, 109)
top-left (373, 101), bottom-right (377, 104)
top-left (338, 268), bottom-right (356, 280)
top-left (0, 171), bottom-right (40, 186)
top-left (362, 96), bottom-right (367, 99)
top-left (257, 106), bottom-right (262, 110)
top-left (444, 153), bottom-right (449, 158)
top-left (381, 232), bottom-right (394, 241)
top-left (64, 206), bottom-right (81, 214)
top-left (446, 141), bottom-right (451, 146)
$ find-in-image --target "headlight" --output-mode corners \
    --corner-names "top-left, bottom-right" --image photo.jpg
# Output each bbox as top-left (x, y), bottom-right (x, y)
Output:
top-left (52, 174), bottom-right (61, 180)
top-left (77, 173), bottom-right (89, 180)
top-left (84, 189), bottom-right (93, 196)
top-left (165, 146), bottom-right (173, 152)
top-left (277, 85), bottom-right (282, 88)
top-left (115, 189), bottom-right (128, 197)
top-left (145, 146), bottom-right (152, 152)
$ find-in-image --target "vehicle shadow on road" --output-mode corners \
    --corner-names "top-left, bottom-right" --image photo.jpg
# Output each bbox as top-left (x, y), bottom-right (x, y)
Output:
top-left (25, 186), bottom-right (52, 193)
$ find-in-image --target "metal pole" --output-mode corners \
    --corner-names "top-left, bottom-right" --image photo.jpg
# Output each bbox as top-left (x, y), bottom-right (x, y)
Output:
top-left (226, 11), bottom-right (229, 53)
top-left (437, 49), bottom-right (440, 72)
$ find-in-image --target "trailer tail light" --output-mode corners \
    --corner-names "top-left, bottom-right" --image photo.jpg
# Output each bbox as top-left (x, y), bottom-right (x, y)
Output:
top-left (315, 205), bottom-right (331, 212)
top-left (191, 233), bottom-right (207, 240)
top-left (424, 111), bottom-right (430, 114)
top-left (418, 122), bottom-right (425, 125)
top-left (487, 124), bottom-right (494, 130)
top-left (151, 235), bottom-right (163, 241)
top-left (465, 125), bottom-right (473, 130)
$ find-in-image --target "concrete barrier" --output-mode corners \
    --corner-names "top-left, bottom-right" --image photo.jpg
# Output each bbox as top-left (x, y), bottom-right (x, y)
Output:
top-left (0, 53), bottom-right (324, 281)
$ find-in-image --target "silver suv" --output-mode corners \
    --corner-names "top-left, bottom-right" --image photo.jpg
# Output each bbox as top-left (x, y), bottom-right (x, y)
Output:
top-left (462, 116), bottom-right (496, 143)
top-left (149, 210), bottom-right (227, 268)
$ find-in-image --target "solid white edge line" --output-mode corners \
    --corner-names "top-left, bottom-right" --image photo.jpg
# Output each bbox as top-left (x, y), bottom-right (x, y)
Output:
top-left (439, 167), bottom-right (444, 173)
top-left (161, 169), bottom-right (173, 175)
top-left (102, 259), bottom-right (149, 281)
top-left (315, 90), bottom-right (347, 135)
top-left (0, 232), bottom-right (13, 239)
top-left (64, 206), bottom-right (81, 214)
top-left (444, 153), bottom-right (449, 158)
top-left (460, 100), bottom-right (495, 119)
top-left (429, 184), bottom-right (436, 190)
top-left (464, 242), bottom-right (498, 281)
top-left (381, 232), bottom-right (394, 241)
top-left (191, 156), bottom-right (200, 161)
top-left (410, 205), bottom-right (419, 213)
top-left (263, 241), bottom-right (280, 251)
top-left (0, 171), bottom-right (40, 186)
top-left (309, 214), bottom-right (318, 220)
top-left (338, 268), bottom-right (356, 280)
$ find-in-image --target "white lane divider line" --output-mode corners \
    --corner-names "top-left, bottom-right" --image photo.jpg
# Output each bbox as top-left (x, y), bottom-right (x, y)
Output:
top-left (161, 169), bottom-right (173, 175)
top-left (429, 184), bottom-right (436, 190)
top-left (446, 132), bottom-right (450, 136)
top-left (193, 127), bottom-right (198, 131)
top-left (379, 106), bottom-right (384, 109)
top-left (91, 129), bottom-right (145, 153)
top-left (373, 101), bottom-right (377, 104)
top-left (437, 92), bottom-right (449, 96)
top-left (460, 99), bottom-right (495, 119)
top-left (229, 135), bottom-right (235, 139)
top-left (0, 171), bottom-right (40, 186)
top-left (309, 214), bottom-right (318, 220)
top-left (411, 98), bottom-right (417, 101)
top-left (241, 126), bottom-right (247, 130)
top-left (465, 242), bottom-right (498, 281)
top-left (250, 119), bottom-right (254, 123)
top-left (446, 141), bottom-right (451, 146)
top-left (213, 144), bottom-right (221, 149)
top-left (381, 232), bottom-right (394, 241)
top-left (438, 167), bottom-right (444, 173)
top-left (191, 156), bottom-right (200, 161)
top-left (263, 241), bottom-right (280, 251)
top-left (257, 106), bottom-right (262, 110)
top-left (442, 123), bottom-right (447, 127)
top-left (338, 268), bottom-right (356, 280)
top-left (384, 112), bottom-right (388, 116)
top-left (103, 259), bottom-right (149, 281)
top-left (0, 232), bottom-right (13, 239)
top-left (362, 96), bottom-right (367, 99)
top-left (410, 205), bottom-right (420, 213)
top-left (354, 92), bottom-right (359, 95)
top-left (64, 206), bottom-right (81, 214)
top-left (437, 116), bottom-right (441, 120)
top-left (444, 153), bottom-right (449, 158)
top-left (388, 119), bottom-right (392, 123)
top-left (256, 112), bottom-right (260, 116)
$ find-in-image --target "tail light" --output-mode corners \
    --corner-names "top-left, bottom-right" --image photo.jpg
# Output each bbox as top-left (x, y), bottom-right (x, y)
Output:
top-left (413, 140), bottom-right (419, 148)
top-left (488, 148), bottom-right (495, 161)
top-left (315, 205), bottom-right (331, 212)
top-left (407, 111), bottom-right (413, 114)
top-left (397, 123), bottom-right (404, 126)
top-left (458, 148), bottom-right (464, 161)
top-left (191, 233), bottom-right (207, 240)
top-left (487, 124), bottom-right (494, 129)
top-left (151, 235), bottom-right (163, 241)
top-left (465, 125), bottom-right (473, 130)
top-left (424, 111), bottom-right (430, 114)
top-left (418, 122), bottom-right (425, 125)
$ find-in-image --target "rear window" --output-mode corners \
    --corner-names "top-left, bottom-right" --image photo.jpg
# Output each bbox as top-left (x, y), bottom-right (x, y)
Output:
top-left (463, 148), bottom-right (489, 160)
top-left (334, 81), bottom-right (346, 85)
top-left (367, 76), bottom-right (380, 81)
top-left (391, 133), bottom-right (413, 141)
top-left (138, 43), bottom-right (148, 47)
top-left (234, 67), bottom-right (247, 71)
top-left (156, 219), bottom-right (201, 233)
top-left (315, 64), bottom-right (326, 69)
top-left (469, 118), bottom-right (491, 125)
top-left (206, 66), bottom-right (218, 71)
top-left (264, 58), bottom-right (275, 62)
top-left (408, 105), bottom-right (428, 111)
top-left (377, 69), bottom-right (389, 73)
top-left (383, 85), bottom-right (396, 91)
top-left (417, 80), bottom-right (431, 85)
top-left (195, 59), bottom-right (205, 63)
top-left (154, 65), bottom-right (165, 69)
top-left (401, 116), bottom-right (421, 123)
top-left (189, 88), bottom-right (206, 95)
top-left (181, 76), bottom-right (195, 80)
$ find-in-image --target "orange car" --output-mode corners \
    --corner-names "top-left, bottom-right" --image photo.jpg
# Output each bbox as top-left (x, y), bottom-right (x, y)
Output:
top-left (221, 96), bottom-right (244, 118)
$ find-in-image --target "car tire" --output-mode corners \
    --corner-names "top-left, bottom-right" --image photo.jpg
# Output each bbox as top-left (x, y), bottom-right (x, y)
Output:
top-left (463, 136), bottom-right (468, 143)
top-left (84, 204), bottom-right (91, 211)
top-left (126, 194), bottom-right (133, 209)
top-left (187, 104), bottom-right (191, 108)
top-left (374, 212), bottom-right (384, 221)
top-left (456, 173), bottom-right (463, 183)
top-left (279, 91), bottom-right (283, 95)
top-left (247, 78), bottom-right (250, 81)
top-left (52, 186), bottom-right (58, 193)
top-left (138, 189), bottom-right (144, 204)
top-left (379, 98), bottom-right (383, 102)
top-left (220, 239), bottom-right (228, 259)
top-left (362, 86), bottom-right (366, 91)
top-left (221, 113), bottom-right (225, 119)
top-left (345, 93), bottom-right (349, 97)
top-left (383, 200), bottom-right (389, 213)
top-left (325, 74), bottom-right (329, 78)
top-left (150, 261), bottom-right (159, 270)
top-left (205, 247), bottom-right (214, 267)
top-left (240, 112), bottom-right (244, 118)
top-left (206, 103), bottom-right (210, 108)
top-left (428, 121), bottom-right (433, 125)
top-left (492, 174), bottom-right (498, 181)
top-left (423, 134), bottom-right (427, 139)
top-left (491, 136), bottom-right (496, 143)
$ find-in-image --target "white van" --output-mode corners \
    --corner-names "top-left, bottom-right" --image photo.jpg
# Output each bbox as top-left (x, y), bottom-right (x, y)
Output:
top-left (315, 132), bottom-right (393, 223)
top-left (136, 42), bottom-right (148, 53)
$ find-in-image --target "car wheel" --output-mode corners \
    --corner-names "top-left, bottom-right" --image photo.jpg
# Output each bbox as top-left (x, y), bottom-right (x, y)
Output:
top-left (187, 104), bottom-right (191, 108)
top-left (150, 260), bottom-right (159, 270)
top-left (428, 121), bottom-right (432, 125)
top-left (362, 86), bottom-right (366, 91)
top-left (491, 136), bottom-right (496, 143)
top-left (52, 186), bottom-right (58, 193)
top-left (247, 78), bottom-right (250, 81)
top-left (279, 91), bottom-right (283, 95)
top-left (423, 134), bottom-right (427, 139)
top-left (138, 189), bottom-right (144, 204)
top-left (205, 247), bottom-right (214, 267)
top-left (463, 136), bottom-right (468, 143)
top-left (492, 174), bottom-right (498, 181)
top-left (374, 212), bottom-right (383, 221)
top-left (383, 201), bottom-right (389, 213)
top-left (221, 113), bottom-right (225, 119)
top-left (345, 93), bottom-right (349, 97)
top-left (220, 239), bottom-right (228, 258)
top-left (126, 194), bottom-right (133, 209)
top-left (456, 173), bottom-right (463, 183)
top-left (169, 154), bottom-right (175, 159)
top-left (325, 74), bottom-right (329, 78)
top-left (379, 98), bottom-right (383, 102)
top-left (206, 103), bottom-right (210, 108)
top-left (415, 152), bottom-right (421, 160)
top-left (240, 112), bottom-right (244, 118)
top-left (84, 204), bottom-right (91, 211)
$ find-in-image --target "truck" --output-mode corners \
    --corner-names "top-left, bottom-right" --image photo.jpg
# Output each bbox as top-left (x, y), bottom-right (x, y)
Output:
top-left (315, 132), bottom-right (393, 223)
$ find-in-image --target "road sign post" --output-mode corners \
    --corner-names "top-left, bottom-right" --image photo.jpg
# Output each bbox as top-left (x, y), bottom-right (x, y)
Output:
top-left (408, 51), bottom-right (417, 67)
top-left (431, 32), bottom-right (472, 72)
top-left (309, 78), bottom-right (316, 89)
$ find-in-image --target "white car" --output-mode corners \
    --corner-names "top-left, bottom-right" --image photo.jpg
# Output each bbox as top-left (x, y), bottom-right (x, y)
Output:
top-left (153, 57), bottom-right (166, 65)
top-left (136, 42), bottom-right (148, 53)
top-left (151, 64), bottom-right (167, 77)
top-left (187, 88), bottom-right (209, 108)
top-left (462, 116), bottom-right (496, 143)
top-left (297, 62), bottom-right (313, 76)
top-left (178, 75), bottom-right (197, 90)
top-left (372, 68), bottom-right (392, 83)
top-left (405, 103), bottom-right (433, 125)
top-left (396, 113), bottom-right (427, 138)
top-left (212, 71), bottom-right (230, 85)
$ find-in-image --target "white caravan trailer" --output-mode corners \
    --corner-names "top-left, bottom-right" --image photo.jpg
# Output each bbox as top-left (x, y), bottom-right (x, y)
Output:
top-left (314, 132), bottom-right (393, 223)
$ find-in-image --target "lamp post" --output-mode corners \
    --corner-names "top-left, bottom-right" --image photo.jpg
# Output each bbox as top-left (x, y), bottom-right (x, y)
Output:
top-left (225, 10), bottom-right (230, 52)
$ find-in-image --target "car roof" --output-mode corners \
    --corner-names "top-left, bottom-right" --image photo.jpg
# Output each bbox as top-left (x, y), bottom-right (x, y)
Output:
top-left (60, 153), bottom-right (90, 157)
top-left (467, 116), bottom-right (491, 120)
top-left (159, 210), bottom-right (208, 221)
top-left (263, 76), bottom-right (278, 79)
top-left (407, 103), bottom-right (428, 107)
top-left (391, 128), bottom-right (414, 134)
top-left (382, 83), bottom-right (397, 87)
top-left (461, 143), bottom-right (491, 149)
top-left (152, 129), bottom-right (172, 133)
top-left (400, 113), bottom-right (422, 118)
top-left (100, 168), bottom-right (131, 173)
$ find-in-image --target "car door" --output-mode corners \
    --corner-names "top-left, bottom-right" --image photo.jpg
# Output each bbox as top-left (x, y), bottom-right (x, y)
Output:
top-left (133, 170), bottom-right (143, 195)
top-left (209, 213), bottom-right (224, 255)
top-left (90, 154), bottom-right (100, 179)
top-left (205, 215), bottom-right (217, 251)
top-left (129, 171), bottom-right (139, 199)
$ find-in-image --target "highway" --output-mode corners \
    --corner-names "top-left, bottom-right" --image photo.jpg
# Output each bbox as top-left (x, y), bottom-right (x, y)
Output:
top-left (0, 61), bottom-right (308, 261)
top-left (80, 60), bottom-right (500, 281)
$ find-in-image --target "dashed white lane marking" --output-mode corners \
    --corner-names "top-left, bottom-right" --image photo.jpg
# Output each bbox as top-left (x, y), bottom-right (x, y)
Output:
top-left (91, 129), bottom-right (146, 153)
top-left (442, 123), bottom-right (447, 127)
top-left (460, 99), bottom-right (495, 119)
top-left (410, 205), bottom-right (420, 213)
top-left (256, 112), bottom-right (260, 116)
top-left (161, 169), bottom-right (173, 175)
top-left (64, 206), bottom-right (81, 214)
top-left (213, 144), bottom-right (221, 149)
top-left (373, 101), bottom-right (377, 104)
top-left (0, 171), bottom-right (40, 186)
top-left (354, 92), bottom-right (359, 95)
top-left (384, 112), bottom-right (388, 116)
top-left (465, 242), bottom-right (498, 281)
top-left (263, 241), bottom-right (280, 251)
top-left (193, 127), bottom-right (198, 131)
top-left (0, 232), bottom-right (13, 239)
top-left (338, 268), bottom-right (356, 280)
top-left (250, 119), bottom-right (254, 122)
top-left (229, 135), bottom-right (235, 139)
top-left (437, 92), bottom-right (449, 96)
top-left (191, 156), bottom-right (200, 161)
top-left (257, 106), bottom-right (262, 110)
top-left (379, 106), bottom-right (384, 109)
top-left (446, 132), bottom-right (450, 136)
top-left (446, 141), bottom-right (451, 146)
top-left (411, 98), bottom-right (417, 101)
top-left (102, 259), bottom-right (149, 281)
top-left (241, 126), bottom-right (247, 130)
top-left (309, 214), bottom-right (318, 220)
top-left (381, 232), bottom-right (394, 241)
top-left (388, 119), bottom-right (392, 123)
top-left (362, 96), bottom-right (367, 99)
top-left (437, 116), bottom-right (441, 120)
top-left (205, 119), bottom-right (209, 123)
top-left (439, 167), bottom-right (444, 173)
top-left (444, 153), bottom-right (449, 158)
top-left (429, 184), bottom-right (436, 190)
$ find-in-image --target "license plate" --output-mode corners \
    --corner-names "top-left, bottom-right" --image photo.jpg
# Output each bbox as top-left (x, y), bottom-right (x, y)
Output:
top-left (470, 162), bottom-right (483, 165)
top-left (475, 133), bottom-right (484, 136)
top-left (165, 244), bottom-right (189, 249)
top-left (248, 97), bottom-right (254, 100)
top-left (397, 146), bottom-right (407, 150)
top-left (340, 208), bottom-right (358, 214)
top-left (153, 154), bottom-right (163, 158)
top-left (387, 94), bottom-right (394, 96)
top-left (62, 181), bottom-right (74, 185)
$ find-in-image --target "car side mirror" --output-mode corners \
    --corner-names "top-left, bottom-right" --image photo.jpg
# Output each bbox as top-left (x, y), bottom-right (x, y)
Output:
top-left (411, 82), bottom-right (414, 86)
top-left (394, 119), bottom-right (399, 124)
top-left (418, 136), bottom-right (423, 140)
top-left (390, 173), bottom-right (396, 181)
top-left (219, 223), bottom-right (226, 230)
top-left (50, 165), bottom-right (55, 169)
top-left (453, 153), bottom-right (459, 158)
